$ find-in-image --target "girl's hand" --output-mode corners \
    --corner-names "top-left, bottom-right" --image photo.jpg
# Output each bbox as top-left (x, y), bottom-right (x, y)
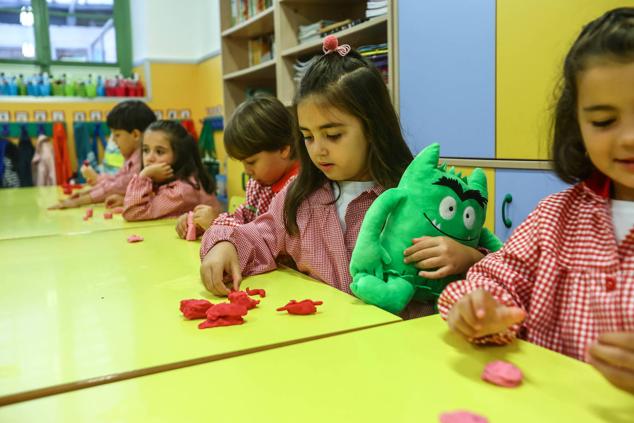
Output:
top-left (140, 163), bottom-right (174, 183)
top-left (81, 165), bottom-right (99, 185)
top-left (403, 236), bottom-right (484, 279)
top-left (48, 196), bottom-right (88, 210)
top-left (199, 241), bottom-right (242, 296)
top-left (105, 194), bottom-right (124, 209)
top-left (588, 332), bottom-right (634, 394)
top-left (193, 205), bottom-right (219, 231)
top-left (447, 288), bottom-right (526, 339)
top-left (175, 213), bottom-right (188, 239)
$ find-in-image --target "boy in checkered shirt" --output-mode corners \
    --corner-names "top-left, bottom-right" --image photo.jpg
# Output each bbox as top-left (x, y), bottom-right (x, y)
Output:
top-left (176, 94), bottom-right (299, 239)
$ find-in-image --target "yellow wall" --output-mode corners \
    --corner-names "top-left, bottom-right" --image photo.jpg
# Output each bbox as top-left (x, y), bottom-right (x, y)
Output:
top-left (496, 0), bottom-right (631, 160)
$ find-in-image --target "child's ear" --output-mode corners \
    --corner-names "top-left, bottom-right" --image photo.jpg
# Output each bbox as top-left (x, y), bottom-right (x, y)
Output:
top-left (280, 145), bottom-right (291, 159)
top-left (131, 129), bottom-right (142, 141)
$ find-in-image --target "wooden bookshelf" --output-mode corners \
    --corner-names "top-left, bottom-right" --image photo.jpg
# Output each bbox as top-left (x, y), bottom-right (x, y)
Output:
top-left (219, 0), bottom-right (394, 118)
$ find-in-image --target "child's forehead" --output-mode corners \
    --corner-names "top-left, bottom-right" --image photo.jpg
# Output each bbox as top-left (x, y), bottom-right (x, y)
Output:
top-left (297, 97), bottom-right (357, 129)
top-left (143, 130), bottom-right (171, 146)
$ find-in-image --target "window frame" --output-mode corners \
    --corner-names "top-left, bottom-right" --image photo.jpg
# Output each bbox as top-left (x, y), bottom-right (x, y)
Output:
top-left (0, 0), bottom-right (132, 76)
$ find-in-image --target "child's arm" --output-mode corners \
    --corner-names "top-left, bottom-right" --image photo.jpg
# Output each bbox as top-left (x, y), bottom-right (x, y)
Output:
top-left (123, 167), bottom-right (202, 222)
top-left (48, 193), bottom-right (93, 209)
top-left (199, 187), bottom-right (290, 293)
top-left (438, 208), bottom-right (542, 344)
top-left (403, 237), bottom-right (484, 279)
top-left (212, 178), bottom-right (264, 227)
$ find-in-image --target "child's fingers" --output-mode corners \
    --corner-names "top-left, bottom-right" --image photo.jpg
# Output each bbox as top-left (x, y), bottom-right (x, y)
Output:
top-left (230, 260), bottom-right (242, 291)
top-left (412, 255), bottom-right (443, 270)
top-left (597, 332), bottom-right (634, 352)
top-left (588, 353), bottom-right (634, 394)
top-left (469, 289), bottom-right (490, 319)
top-left (447, 305), bottom-right (478, 338)
top-left (210, 264), bottom-right (231, 296)
top-left (589, 341), bottom-right (634, 371)
top-left (418, 265), bottom-right (452, 280)
top-left (496, 306), bottom-right (526, 328)
top-left (48, 203), bottom-right (61, 210)
top-left (403, 246), bottom-right (441, 264)
top-left (403, 239), bottom-right (439, 257)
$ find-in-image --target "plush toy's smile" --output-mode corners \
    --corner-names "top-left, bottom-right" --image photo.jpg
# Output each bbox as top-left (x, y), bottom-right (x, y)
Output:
top-left (423, 212), bottom-right (472, 242)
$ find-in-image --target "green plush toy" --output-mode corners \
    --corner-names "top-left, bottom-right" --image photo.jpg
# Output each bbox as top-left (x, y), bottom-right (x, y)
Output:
top-left (349, 143), bottom-right (503, 314)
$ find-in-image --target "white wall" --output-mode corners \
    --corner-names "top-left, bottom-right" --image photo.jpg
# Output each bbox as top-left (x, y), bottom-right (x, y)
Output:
top-left (131, 0), bottom-right (220, 64)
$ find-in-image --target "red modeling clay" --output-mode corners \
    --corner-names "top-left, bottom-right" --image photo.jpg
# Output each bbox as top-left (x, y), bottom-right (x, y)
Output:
top-left (228, 291), bottom-right (260, 310)
top-left (103, 212), bottom-right (113, 219)
top-left (127, 234), bottom-right (144, 243)
top-left (481, 360), bottom-right (523, 388)
top-left (246, 287), bottom-right (266, 298)
top-left (276, 299), bottom-right (323, 315)
top-left (185, 211), bottom-right (196, 241)
top-left (113, 207), bottom-right (124, 214)
top-left (206, 302), bottom-right (248, 320)
top-left (197, 302), bottom-right (248, 329)
top-left (180, 299), bottom-right (213, 319)
top-left (439, 411), bottom-right (488, 423)
top-left (198, 316), bottom-right (244, 329)
top-left (84, 208), bottom-right (93, 218)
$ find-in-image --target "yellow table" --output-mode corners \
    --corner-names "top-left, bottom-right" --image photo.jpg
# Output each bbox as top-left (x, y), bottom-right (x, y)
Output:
top-left (0, 187), bottom-right (175, 240)
top-left (0, 225), bottom-right (399, 405)
top-left (1, 317), bottom-right (630, 422)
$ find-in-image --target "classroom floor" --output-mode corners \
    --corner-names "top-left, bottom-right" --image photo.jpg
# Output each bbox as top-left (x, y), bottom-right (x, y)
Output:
top-left (0, 187), bottom-right (631, 422)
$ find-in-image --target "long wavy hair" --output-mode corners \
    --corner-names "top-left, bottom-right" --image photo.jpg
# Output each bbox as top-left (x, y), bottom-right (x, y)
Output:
top-left (283, 49), bottom-right (413, 235)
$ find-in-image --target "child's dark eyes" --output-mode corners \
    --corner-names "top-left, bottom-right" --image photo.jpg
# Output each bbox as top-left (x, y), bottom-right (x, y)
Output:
top-left (592, 119), bottom-right (616, 128)
top-left (302, 135), bottom-right (313, 143)
top-left (326, 133), bottom-right (341, 141)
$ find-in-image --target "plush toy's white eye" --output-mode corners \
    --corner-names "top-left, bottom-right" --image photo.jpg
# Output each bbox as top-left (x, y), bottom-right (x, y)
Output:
top-left (439, 196), bottom-right (457, 220)
top-left (463, 206), bottom-right (476, 230)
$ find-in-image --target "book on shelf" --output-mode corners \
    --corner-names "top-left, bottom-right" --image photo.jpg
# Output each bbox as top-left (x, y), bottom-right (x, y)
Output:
top-left (298, 20), bottom-right (335, 44)
top-left (293, 56), bottom-right (319, 88)
top-left (366, 0), bottom-right (388, 18)
top-left (230, 0), bottom-right (273, 26)
top-left (248, 33), bottom-right (275, 66)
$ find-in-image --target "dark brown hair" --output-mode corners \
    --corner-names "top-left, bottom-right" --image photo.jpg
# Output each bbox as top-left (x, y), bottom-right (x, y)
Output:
top-left (552, 7), bottom-right (634, 183)
top-left (223, 94), bottom-right (298, 160)
top-left (106, 100), bottom-right (156, 133)
top-left (145, 120), bottom-right (215, 194)
top-left (283, 49), bottom-right (413, 235)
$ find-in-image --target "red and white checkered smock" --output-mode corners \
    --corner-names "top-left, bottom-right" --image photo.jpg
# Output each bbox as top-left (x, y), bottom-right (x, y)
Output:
top-left (88, 148), bottom-right (141, 202)
top-left (123, 174), bottom-right (220, 221)
top-left (438, 173), bottom-right (634, 361)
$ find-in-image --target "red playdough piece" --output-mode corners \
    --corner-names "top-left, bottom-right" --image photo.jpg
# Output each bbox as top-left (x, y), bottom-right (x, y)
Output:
top-left (63, 186), bottom-right (72, 195)
top-left (481, 360), bottom-right (523, 387)
top-left (84, 208), bottom-right (93, 218)
top-left (180, 299), bottom-right (213, 320)
top-left (185, 210), bottom-right (196, 241)
top-left (198, 302), bottom-right (248, 329)
top-left (246, 287), bottom-right (266, 298)
top-left (439, 411), bottom-right (488, 423)
top-left (127, 234), bottom-right (144, 243)
top-left (276, 299), bottom-right (323, 315)
top-left (103, 212), bottom-right (113, 219)
top-left (198, 316), bottom-right (244, 329)
top-left (113, 207), bottom-right (124, 214)
top-left (228, 291), bottom-right (260, 310)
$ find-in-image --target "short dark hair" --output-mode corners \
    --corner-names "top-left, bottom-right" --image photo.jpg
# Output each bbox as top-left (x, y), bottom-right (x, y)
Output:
top-left (223, 94), bottom-right (298, 160)
top-left (551, 7), bottom-right (634, 183)
top-left (283, 49), bottom-right (413, 235)
top-left (107, 100), bottom-right (156, 133)
top-left (145, 120), bottom-right (216, 194)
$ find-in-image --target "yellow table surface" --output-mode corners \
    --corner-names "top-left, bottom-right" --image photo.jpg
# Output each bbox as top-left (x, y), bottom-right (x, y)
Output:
top-left (1, 316), bottom-right (631, 423)
top-left (0, 187), bottom-right (175, 240)
top-left (0, 225), bottom-right (399, 404)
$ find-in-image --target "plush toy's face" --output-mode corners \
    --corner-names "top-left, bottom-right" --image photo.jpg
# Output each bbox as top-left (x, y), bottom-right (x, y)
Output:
top-left (418, 175), bottom-right (487, 242)
top-left (397, 144), bottom-right (488, 245)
